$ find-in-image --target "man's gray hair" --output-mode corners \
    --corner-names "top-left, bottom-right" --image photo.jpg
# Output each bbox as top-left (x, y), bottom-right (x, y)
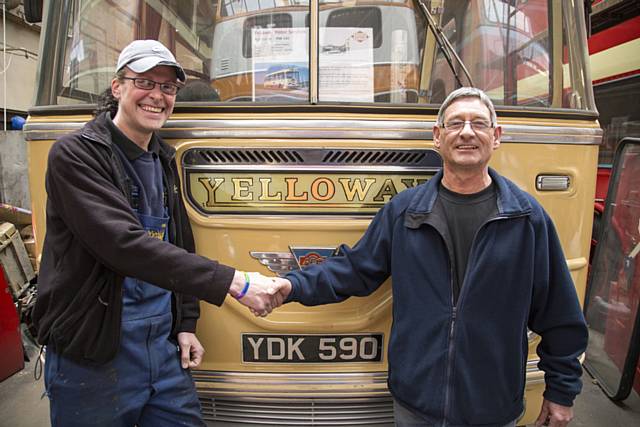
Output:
top-left (436, 87), bottom-right (497, 126)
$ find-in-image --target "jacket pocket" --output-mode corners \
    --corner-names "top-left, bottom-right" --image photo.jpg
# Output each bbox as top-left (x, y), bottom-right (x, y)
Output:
top-left (458, 357), bottom-right (525, 424)
top-left (50, 267), bottom-right (122, 365)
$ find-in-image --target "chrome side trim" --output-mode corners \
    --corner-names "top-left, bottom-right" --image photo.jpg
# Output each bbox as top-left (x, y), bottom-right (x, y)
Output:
top-left (527, 359), bottom-right (545, 385)
top-left (193, 365), bottom-right (544, 389)
top-left (192, 370), bottom-right (390, 386)
top-left (24, 119), bottom-right (602, 144)
top-left (193, 371), bottom-right (390, 398)
top-left (185, 164), bottom-right (439, 172)
top-left (500, 125), bottom-right (602, 144)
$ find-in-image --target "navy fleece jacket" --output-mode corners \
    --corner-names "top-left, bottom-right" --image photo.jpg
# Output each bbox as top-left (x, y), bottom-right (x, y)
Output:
top-left (286, 168), bottom-right (588, 426)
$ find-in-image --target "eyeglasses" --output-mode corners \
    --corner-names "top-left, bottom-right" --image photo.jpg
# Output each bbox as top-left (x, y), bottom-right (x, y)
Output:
top-left (442, 120), bottom-right (493, 133)
top-left (121, 77), bottom-right (182, 95)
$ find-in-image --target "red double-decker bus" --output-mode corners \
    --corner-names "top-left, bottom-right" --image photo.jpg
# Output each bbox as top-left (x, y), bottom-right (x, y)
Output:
top-left (588, 0), bottom-right (640, 229)
top-left (585, 0), bottom-right (640, 401)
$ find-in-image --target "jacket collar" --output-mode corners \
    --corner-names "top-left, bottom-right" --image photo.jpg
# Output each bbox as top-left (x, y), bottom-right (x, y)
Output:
top-left (404, 167), bottom-right (532, 228)
top-left (81, 112), bottom-right (176, 162)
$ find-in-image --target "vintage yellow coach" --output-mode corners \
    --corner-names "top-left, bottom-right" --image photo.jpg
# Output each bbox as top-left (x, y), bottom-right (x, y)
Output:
top-left (26, 0), bottom-right (599, 425)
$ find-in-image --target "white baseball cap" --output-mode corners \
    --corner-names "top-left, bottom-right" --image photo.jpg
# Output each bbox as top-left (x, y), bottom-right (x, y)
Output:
top-left (116, 39), bottom-right (186, 82)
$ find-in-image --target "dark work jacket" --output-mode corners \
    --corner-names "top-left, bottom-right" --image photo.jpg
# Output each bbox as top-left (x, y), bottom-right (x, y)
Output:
top-left (33, 112), bottom-right (235, 365)
top-left (286, 168), bottom-right (588, 426)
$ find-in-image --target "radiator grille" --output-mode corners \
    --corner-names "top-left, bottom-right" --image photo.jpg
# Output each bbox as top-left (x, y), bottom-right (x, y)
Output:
top-left (193, 149), bottom-right (304, 164)
top-left (199, 395), bottom-right (394, 426)
top-left (321, 149), bottom-right (428, 165)
top-left (183, 148), bottom-right (441, 169)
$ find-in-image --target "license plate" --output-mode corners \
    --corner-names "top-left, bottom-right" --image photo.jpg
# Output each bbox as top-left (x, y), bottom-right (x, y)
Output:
top-left (242, 333), bottom-right (384, 363)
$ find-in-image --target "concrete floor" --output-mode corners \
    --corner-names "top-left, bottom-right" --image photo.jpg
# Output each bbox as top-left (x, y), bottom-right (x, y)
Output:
top-left (1, 354), bottom-right (639, 426)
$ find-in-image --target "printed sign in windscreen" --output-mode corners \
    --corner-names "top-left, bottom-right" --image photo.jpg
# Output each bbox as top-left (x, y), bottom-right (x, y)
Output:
top-left (252, 28), bottom-right (309, 102)
top-left (319, 27), bottom-right (374, 103)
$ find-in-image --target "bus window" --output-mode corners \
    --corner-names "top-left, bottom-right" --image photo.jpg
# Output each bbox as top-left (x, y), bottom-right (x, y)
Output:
top-left (44, 0), bottom-right (594, 110)
top-left (430, 0), bottom-right (551, 107)
top-left (57, 0), bottom-right (218, 104)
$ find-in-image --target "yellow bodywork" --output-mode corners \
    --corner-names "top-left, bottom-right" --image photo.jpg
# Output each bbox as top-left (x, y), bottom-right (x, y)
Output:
top-left (26, 110), bottom-right (599, 425)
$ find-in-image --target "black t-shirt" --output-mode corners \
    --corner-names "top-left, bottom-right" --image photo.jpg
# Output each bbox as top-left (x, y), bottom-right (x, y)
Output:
top-left (436, 182), bottom-right (498, 304)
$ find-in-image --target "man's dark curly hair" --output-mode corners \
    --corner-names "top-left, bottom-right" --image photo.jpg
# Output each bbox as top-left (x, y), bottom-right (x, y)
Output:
top-left (93, 69), bottom-right (126, 117)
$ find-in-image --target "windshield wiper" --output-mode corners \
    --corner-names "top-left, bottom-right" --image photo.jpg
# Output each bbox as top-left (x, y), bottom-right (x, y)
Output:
top-left (416, 0), bottom-right (475, 88)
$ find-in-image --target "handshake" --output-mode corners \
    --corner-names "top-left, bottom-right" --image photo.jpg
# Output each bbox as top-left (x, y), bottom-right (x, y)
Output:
top-left (228, 271), bottom-right (292, 317)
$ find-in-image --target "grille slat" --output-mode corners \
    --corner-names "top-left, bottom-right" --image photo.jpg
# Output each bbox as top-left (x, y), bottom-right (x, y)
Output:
top-left (352, 151), bottom-right (365, 163)
top-left (261, 150), bottom-right (275, 163)
top-left (398, 152), bottom-right (411, 163)
top-left (229, 151), bottom-right (242, 162)
top-left (184, 148), bottom-right (441, 169)
top-left (293, 151), bottom-right (304, 162)
top-left (335, 151), bottom-right (349, 163)
top-left (221, 151), bottom-right (234, 163)
top-left (411, 153), bottom-right (424, 163)
top-left (369, 152), bottom-right (382, 163)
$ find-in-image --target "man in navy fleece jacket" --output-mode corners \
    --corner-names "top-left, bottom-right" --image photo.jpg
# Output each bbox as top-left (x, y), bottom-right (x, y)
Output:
top-left (272, 87), bottom-right (588, 427)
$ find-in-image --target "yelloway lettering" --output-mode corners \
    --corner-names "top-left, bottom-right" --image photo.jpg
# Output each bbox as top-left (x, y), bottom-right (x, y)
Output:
top-left (231, 178), bottom-right (253, 201)
top-left (338, 178), bottom-right (376, 201)
top-left (259, 178), bottom-right (282, 201)
top-left (310, 177), bottom-right (335, 201)
top-left (285, 177), bottom-right (308, 201)
top-left (373, 179), bottom-right (398, 202)
top-left (191, 172), bottom-right (433, 212)
top-left (197, 177), bottom-right (225, 207)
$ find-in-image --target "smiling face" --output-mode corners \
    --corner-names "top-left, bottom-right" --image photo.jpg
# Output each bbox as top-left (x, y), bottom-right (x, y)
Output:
top-left (433, 96), bottom-right (502, 174)
top-left (111, 65), bottom-right (178, 148)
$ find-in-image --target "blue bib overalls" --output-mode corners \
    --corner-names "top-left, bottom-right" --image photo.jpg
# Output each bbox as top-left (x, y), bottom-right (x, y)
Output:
top-left (45, 143), bottom-right (204, 426)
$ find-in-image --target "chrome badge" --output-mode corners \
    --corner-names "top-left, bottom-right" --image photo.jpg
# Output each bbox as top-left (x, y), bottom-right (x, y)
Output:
top-left (251, 247), bottom-right (339, 276)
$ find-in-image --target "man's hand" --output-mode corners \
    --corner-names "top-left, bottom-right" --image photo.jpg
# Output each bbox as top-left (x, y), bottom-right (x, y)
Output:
top-left (272, 277), bottom-right (292, 303)
top-left (247, 277), bottom-right (292, 317)
top-left (177, 332), bottom-right (205, 369)
top-left (229, 271), bottom-right (290, 316)
top-left (535, 399), bottom-right (574, 427)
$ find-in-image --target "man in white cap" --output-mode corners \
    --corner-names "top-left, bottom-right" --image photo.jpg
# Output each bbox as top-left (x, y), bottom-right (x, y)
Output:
top-left (33, 39), bottom-right (283, 426)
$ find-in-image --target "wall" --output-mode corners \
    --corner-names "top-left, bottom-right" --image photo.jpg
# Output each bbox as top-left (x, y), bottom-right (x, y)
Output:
top-left (0, 131), bottom-right (30, 209)
top-left (0, 6), bottom-right (39, 208)
top-left (0, 6), bottom-right (40, 119)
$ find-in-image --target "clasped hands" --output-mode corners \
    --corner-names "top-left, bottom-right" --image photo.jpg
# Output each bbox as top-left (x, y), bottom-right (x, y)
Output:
top-left (229, 271), bottom-right (291, 317)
